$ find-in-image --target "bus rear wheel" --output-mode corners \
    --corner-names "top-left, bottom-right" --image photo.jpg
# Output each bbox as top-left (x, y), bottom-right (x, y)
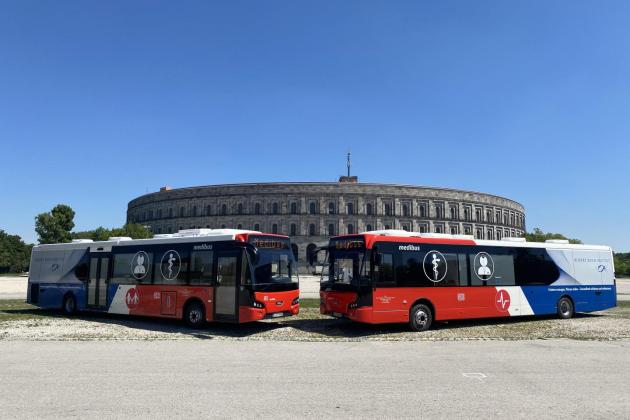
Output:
top-left (557, 297), bottom-right (574, 319)
top-left (409, 304), bottom-right (432, 332)
top-left (184, 301), bottom-right (205, 328)
top-left (62, 294), bottom-right (77, 316)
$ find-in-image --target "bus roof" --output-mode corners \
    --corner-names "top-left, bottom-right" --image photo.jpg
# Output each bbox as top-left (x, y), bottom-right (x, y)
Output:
top-left (332, 230), bottom-right (611, 251)
top-left (34, 229), bottom-right (289, 252)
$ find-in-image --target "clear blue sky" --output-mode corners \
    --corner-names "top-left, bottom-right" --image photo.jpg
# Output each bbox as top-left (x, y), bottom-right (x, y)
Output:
top-left (1, 1), bottom-right (629, 251)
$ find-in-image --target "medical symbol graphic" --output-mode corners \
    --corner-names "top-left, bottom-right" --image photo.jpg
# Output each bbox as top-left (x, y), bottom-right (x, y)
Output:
top-left (126, 288), bottom-right (139, 308)
top-left (422, 250), bottom-right (447, 282)
top-left (132, 251), bottom-right (149, 280)
top-left (495, 289), bottom-right (511, 312)
top-left (160, 250), bottom-right (181, 280)
top-left (432, 253), bottom-right (441, 281)
top-left (474, 252), bottom-right (494, 281)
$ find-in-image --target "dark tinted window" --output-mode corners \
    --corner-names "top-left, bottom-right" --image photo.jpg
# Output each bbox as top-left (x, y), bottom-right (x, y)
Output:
top-left (190, 251), bottom-right (213, 285)
top-left (153, 249), bottom-right (189, 285)
top-left (469, 248), bottom-right (515, 286)
top-left (514, 248), bottom-right (559, 285)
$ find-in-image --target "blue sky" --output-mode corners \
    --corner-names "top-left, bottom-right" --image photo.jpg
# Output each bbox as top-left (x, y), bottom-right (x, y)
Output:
top-left (1, 1), bottom-right (629, 251)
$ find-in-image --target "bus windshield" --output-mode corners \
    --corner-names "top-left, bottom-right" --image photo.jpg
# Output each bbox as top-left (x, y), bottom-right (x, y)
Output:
top-left (328, 249), bottom-right (371, 287)
top-left (252, 249), bottom-right (298, 286)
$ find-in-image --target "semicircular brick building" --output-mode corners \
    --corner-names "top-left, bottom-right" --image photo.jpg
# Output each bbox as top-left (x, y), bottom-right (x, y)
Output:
top-left (127, 179), bottom-right (525, 266)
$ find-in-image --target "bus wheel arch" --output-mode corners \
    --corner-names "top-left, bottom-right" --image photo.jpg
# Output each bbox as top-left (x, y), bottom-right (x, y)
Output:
top-left (183, 298), bottom-right (206, 328)
top-left (62, 292), bottom-right (77, 315)
top-left (409, 299), bottom-right (434, 332)
top-left (557, 295), bottom-right (575, 319)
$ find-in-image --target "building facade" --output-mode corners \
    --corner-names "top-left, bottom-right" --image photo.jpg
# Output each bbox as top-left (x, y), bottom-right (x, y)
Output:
top-left (127, 181), bottom-right (526, 267)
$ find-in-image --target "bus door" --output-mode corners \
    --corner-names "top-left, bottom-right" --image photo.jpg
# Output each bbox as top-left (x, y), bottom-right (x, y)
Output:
top-left (87, 252), bottom-right (111, 309)
top-left (214, 250), bottom-right (241, 321)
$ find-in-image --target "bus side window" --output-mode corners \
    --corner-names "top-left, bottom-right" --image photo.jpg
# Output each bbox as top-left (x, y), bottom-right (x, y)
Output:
top-left (458, 254), bottom-right (469, 286)
top-left (190, 251), bottom-right (213, 285)
top-left (374, 253), bottom-right (395, 285)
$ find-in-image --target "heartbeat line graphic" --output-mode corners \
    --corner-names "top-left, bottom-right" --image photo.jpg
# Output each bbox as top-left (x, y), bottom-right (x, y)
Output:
top-left (497, 291), bottom-right (510, 310)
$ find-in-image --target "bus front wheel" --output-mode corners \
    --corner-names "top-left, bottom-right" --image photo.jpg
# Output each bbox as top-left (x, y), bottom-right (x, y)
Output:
top-left (557, 297), bottom-right (574, 319)
top-left (409, 304), bottom-right (432, 332)
top-left (184, 301), bottom-right (205, 328)
top-left (62, 294), bottom-right (77, 316)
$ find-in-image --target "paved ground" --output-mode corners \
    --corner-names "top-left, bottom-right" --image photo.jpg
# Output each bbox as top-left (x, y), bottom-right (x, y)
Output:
top-left (0, 339), bottom-right (628, 419)
top-left (616, 277), bottom-right (630, 301)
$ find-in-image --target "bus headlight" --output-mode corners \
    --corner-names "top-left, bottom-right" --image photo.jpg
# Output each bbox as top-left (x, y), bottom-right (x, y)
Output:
top-left (253, 301), bottom-right (264, 309)
top-left (348, 301), bottom-right (358, 309)
top-left (292, 297), bottom-right (300, 305)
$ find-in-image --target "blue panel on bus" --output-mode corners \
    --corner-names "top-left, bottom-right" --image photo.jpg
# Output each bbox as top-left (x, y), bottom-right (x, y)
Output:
top-left (522, 285), bottom-right (616, 315)
top-left (34, 283), bottom-right (87, 310)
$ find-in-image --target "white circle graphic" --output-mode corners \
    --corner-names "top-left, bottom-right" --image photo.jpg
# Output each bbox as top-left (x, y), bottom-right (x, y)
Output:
top-left (131, 251), bottom-right (149, 280)
top-left (160, 250), bottom-right (181, 281)
top-left (474, 252), bottom-right (495, 281)
top-left (422, 250), bottom-right (448, 283)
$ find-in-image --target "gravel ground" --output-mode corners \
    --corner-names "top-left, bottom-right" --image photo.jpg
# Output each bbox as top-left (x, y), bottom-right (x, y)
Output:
top-left (1, 305), bottom-right (629, 342)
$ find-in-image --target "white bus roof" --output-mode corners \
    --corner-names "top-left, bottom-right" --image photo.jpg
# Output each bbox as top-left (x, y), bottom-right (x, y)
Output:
top-left (34, 229), bottom-right (270, 251)
top-left (359, 230), bottom-right (611, 251)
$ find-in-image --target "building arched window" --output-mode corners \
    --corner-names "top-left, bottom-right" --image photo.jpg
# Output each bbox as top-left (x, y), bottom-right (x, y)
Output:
top-left (328, 224), bottom-right (335, 235)
top-left (206, 205), bottom-right (211, 216)
top-left (384, 224), bottom-right (391, 230)
top-left (255, 203), bottom-right (261, 214)
top-left (237, 203), bottom-right (243, 214)
top-left (435, 225), bottom-right (442, 233)
top-left (402, 224), bottom-right (409, 232)
top-left (192, 206), bottom-right (197, 217)
top-left (402, 204), bottom-right (409, 217)
top-left (420, 205), bottom-right (426, 218)
top-left (384, 203), bottom-right (392, 216)
top-left (366, 203), bottom-right (373, 215)
top-left (221, 204), bottom-right (227, 215)
top-left (476, 228), bottom-right (483, 239)
top-left (291, 244), bottom-right (298, 260)
top-left (254, 223), bottom-right (260, 231)
top-left (436, 206), bottom-right (442, 219)
top-left (221, 224), bottom-right (226, 229)
top-left (290, 202), bottom-right (297, 214)
top-left (328, 202), bottom-right (335, 214)
top-left (180, 207), bottom-right (185, 217)
top-left (450, 227), bottom-right (457, 234)
top-left (169, 208), bottom-right (173, 218)
top-left (496, 230), bottom-right (502, 240)
top-left (420, 226), bottom-right (427, 233)
top-left (464, 208), bottom-right (470, 221)
top-left (309, 202), bottom-right (317, 214)
top-left (272, 224), bottom-right (278, 234)
top-left (237, 224), bottom-right (242, 229)
top-left (487, 229), bottom-right (493, 240)
top-left (347, 224), bottom-right (354, 234)
top-left (346, 202), bottom-right (354, 215)
top-left (366, 224), bottom-right (373, 231)
top-left (309, 223), bottom-right (316, 236)
top-left (510, 214), bottom-right (515, 226)
top-left (450, 207), bottom-right (456, 219)
top-left (290, 224), bottom-right (297, 236)
top-left (272, 202), bottom-right (279, 214)
top-left (486, 210), bottom-right (492, 223)
top-left (475, 209), bottom-right (482, 221)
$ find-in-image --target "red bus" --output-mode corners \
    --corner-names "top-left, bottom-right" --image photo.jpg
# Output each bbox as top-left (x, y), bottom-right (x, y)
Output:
top-left (28, 229), bottom-right (300, 327)
top-left (314, 230), bottom-right (616, 331)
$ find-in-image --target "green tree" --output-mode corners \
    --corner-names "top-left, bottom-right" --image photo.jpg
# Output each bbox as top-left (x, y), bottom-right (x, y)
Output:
top-left (35, 204), bottom-right (76, 244)
top-left (523, 228), bottom-right (582, 244)
top-left (614, 253), bottom-right (630, 277)
top-left (71, 223), bottom-right (153, 241)
top-left (0, 230), bottom-right (33, 273)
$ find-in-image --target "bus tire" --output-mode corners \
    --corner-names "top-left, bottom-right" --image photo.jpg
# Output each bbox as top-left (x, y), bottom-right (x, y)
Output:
top-left (557, 296), bottom-right (574, 319)
top-left (409, 303), bottom-right (432, 332)
top-left (184, 301), bottom-right (205, 328)
top-left (62, 294), bottom-right (77, 316)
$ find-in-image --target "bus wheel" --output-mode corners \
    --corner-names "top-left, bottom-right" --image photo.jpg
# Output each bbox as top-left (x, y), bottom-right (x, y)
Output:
top-left (184, 301), bottom-right (205, 328)
top-left (409, 304), bottom-right (432, 332)
top-left (557, 297), bottom-right (574, 319)
top-left (62, 294), bottom-right (77, 316)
